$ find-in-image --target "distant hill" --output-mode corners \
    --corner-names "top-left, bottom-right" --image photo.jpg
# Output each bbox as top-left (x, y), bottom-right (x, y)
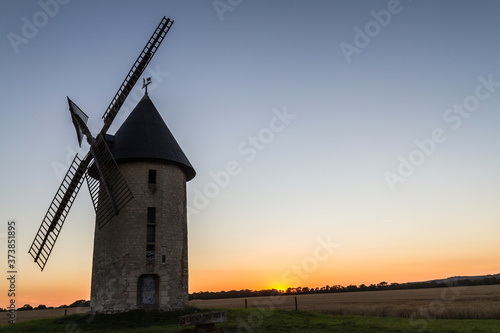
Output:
top-left (421, 273), bottom-right (500, 285)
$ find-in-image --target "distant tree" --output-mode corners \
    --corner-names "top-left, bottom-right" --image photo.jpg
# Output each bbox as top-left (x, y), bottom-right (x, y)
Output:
top-left (35, 305), bottom-right (47, 310)
top-left (69, 300), bottom-right (90, 307)
top-left (458, 279), bottom-right (473, 286)
top-left (189, 274), bottom-right (500, 300)
top-left (378, 281), bottom-right (388, 288)
top-left (18, 304), bottom-right (33, 311)
top-left (483, 277), bottom-right (499, 285)
top-left (346, 284), bottom-right (358, 292)
top-left (269, 289), bottom-right (280, 295)
top-left (330, 285), bottom-right (342, 292)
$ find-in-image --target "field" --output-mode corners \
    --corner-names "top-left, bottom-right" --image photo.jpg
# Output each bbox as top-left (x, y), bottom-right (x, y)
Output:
top-left (2, 285), bottom-right (499, 332)
top-left (0, 306), bottom-right (89, 325)
top-left (190, 284), bottom-right (500, 319)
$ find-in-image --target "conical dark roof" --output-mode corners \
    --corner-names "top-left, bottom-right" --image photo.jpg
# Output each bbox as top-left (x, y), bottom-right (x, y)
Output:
top-left (108, 93), bottom-right (195, 181)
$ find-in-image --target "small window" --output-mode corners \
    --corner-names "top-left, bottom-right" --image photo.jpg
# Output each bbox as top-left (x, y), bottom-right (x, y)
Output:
top-left (147, 207), bottom-right (156, 224)
top-left (161, 255), bottom-right (166, 263)
top-left (146, 245), bottom-right (155, 261)
top-left (148, 169), bottom-right (157, 184)
top-left (147, 225), bottom-right (155, 243)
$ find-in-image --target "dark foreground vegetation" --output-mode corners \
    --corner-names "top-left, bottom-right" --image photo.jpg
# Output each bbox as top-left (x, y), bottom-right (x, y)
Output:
top-left (2, 308), bottom-right (500, 332)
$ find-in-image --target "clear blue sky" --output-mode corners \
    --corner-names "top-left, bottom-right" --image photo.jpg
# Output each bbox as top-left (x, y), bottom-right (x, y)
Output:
top-left (1, 0), bottom-right (500, 306)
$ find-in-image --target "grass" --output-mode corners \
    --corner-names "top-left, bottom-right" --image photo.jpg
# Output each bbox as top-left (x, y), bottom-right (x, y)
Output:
top-left (1, 308), bottom-right (197, 333)
top-left (2, 308), bottom-right (500, 332)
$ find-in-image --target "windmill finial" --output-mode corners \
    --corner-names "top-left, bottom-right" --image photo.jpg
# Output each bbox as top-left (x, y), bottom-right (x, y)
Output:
top-left (142, 77), bottom-right (152, 95)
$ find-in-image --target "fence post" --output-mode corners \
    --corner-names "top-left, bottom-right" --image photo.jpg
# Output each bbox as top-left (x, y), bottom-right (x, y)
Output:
top-left (245, 299), bottom-right (248, 309)
top-left (295, 296), bottom-right (298, 311)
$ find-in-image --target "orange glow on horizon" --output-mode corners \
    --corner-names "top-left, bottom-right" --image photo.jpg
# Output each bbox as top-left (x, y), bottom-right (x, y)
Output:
top-left (268, 283), bottom-right (289, 292)
top-left (5, 265), bottom-right (499, 308)
top-left (5, 240), bottom-right (498, 308)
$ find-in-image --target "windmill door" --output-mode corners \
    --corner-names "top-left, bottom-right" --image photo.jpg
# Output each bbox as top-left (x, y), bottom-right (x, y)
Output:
top-left (139, 275), bottom-right (158, 305)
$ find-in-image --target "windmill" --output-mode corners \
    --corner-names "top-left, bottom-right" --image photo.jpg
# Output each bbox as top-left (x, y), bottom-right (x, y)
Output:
top-left (28, 17), bottom-right (174, 271)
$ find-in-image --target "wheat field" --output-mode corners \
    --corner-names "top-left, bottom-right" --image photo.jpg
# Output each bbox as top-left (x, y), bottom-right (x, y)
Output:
top-left (0, 306), bottom-right (90, 325)
top-left (190, 284), bottom-right (500, 319)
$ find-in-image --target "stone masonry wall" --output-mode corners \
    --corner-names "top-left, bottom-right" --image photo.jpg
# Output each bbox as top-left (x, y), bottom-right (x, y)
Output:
top-left (90, 160), bottom-right (188, 313)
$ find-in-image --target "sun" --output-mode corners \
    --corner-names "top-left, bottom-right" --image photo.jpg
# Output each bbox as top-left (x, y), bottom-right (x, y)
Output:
top-left (269, 284), bottom-right (288, 292)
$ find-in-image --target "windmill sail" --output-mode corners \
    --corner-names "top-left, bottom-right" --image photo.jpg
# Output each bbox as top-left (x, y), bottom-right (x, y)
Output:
top-left (29, 17), bottom-right (174, 271)
top-left (68, 98), bottom-right (90, 148)
top-left (86, 134), bottom-right (134, 228)
top-left (28, 154), bottom-right (88, 270)
top-left (101, 17), bottom-right (173, 133)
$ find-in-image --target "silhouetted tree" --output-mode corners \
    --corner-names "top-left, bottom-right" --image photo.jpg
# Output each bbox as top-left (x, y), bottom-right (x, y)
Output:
top-left (69, 300), bottom-right (90, 307)
top-left (18, 304), bottom-right (33, 311)
top-left (188, 274), bottom-right (500, 300)
top-left (346, 284), bottom-right (358, 292)
top-left (378, 281), bottom-right (388, 288)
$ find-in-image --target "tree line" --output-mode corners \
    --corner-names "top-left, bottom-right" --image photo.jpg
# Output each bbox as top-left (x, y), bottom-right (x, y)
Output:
top-left (0, 299), bottom-right (89, 312)
top-left (189, 276), bottom-right (500, 300)
top-left (3, 276), bottom-right (499, 307)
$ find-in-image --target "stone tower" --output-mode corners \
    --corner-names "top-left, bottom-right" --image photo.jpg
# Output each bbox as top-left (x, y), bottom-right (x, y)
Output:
top-left (90, 92), bottom-right (195, 313)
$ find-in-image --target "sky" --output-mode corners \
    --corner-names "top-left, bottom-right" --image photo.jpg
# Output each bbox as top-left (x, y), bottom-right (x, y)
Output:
top-left (1, 0), bottom-right (500, 308)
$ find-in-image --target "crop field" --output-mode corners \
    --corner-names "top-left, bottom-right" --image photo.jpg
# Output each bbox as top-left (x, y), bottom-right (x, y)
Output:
top-left (0, 306), bottom-right (89, 325)
top-left (190, 284), bottom-right (500, 319)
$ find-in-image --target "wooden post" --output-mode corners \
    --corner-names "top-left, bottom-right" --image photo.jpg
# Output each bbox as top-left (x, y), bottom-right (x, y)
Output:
top-left (64, 309), bottom-right (67, 316)
top-left (295, 296), bottom-right (298, 311)
top-left (245, 299), bottom-right (248, 309)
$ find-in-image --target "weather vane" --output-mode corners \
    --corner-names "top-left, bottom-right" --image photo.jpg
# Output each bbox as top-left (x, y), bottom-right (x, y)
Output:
top-left (142, 77), bottom-right (152, 94)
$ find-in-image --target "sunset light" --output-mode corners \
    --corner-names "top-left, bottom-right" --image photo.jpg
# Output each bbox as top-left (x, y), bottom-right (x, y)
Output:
top-left (269, 284), bottom-right (289, 293)
top-left (1, 1), bottom-right (500, 318)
